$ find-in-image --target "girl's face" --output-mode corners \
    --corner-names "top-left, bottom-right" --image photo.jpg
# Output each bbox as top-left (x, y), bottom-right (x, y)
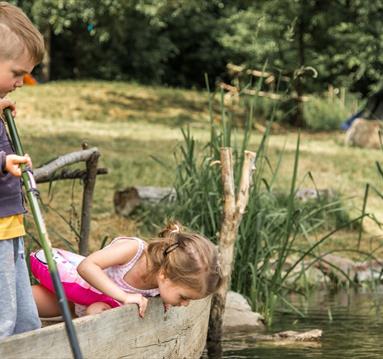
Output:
top-left (157, 273), bottom-right (204, 307)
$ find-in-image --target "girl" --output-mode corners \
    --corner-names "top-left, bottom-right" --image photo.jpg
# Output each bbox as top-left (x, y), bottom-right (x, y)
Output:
top-left (32, 222), bottom-right (222, 318)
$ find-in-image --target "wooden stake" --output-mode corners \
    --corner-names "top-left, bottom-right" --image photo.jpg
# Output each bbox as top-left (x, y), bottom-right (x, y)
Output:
top-left (79, 151), bottom-right (100, 255)
top-left (208, 148), bottom-right (256, 347)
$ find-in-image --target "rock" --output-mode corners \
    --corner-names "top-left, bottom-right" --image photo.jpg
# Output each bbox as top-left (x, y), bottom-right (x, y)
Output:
top-left (312, 254), bottom-right (383, 284)
top-left (285, 263), bottom-right (329, 287)
top-left (295, 188), bottom-right (336, 202)
top-left (354, 259), bottom-right (383, 282)
top-left (345, 118), bottom-right (382, 149)
top-left (223, 291), bottom-right (266, 332)
top-left (314, 253), bottom-right (356, 283)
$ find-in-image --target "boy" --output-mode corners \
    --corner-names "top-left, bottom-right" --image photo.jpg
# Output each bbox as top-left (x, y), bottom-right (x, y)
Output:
top-left (0, 2), bottom-right (45, 338)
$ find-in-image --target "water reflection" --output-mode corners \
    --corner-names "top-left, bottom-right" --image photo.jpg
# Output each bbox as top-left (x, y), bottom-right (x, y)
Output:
top-left (205, 287), bottom-right (383, 358)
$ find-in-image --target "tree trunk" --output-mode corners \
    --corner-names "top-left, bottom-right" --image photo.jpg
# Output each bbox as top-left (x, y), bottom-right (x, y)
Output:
top-left (40, 26), bottom-right (51, 82)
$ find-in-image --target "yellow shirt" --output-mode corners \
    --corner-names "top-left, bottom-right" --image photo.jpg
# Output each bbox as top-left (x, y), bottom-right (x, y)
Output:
top-left (0, 214), bottom-right (25, 240)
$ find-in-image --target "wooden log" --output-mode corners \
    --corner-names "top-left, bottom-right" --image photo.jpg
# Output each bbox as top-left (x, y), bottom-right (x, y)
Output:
top-left (255, 329), bottom-right (322, 343)
top-left (114, 186), bottom-right (176, 217)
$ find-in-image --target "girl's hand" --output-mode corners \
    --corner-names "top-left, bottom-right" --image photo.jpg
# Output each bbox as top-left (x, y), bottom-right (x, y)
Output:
top-left (5, 153), bottom-right (32, 176)
top-left (163, 303), bottom-right (171, 313)
top-left (0, 98), bottom-right (16, 117)
top-left (122, 293), bottom-right (148, 318)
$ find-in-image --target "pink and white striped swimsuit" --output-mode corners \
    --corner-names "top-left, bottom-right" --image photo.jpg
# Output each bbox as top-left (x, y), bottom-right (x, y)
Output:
top-left (104, 236), bottom-right (160, 297)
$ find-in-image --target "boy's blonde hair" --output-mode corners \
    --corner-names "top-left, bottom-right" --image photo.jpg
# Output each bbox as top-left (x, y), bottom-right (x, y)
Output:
top-left (146, 222), bottom-right (223, 296)
top-left (0, 2), bottom-right (44, 63)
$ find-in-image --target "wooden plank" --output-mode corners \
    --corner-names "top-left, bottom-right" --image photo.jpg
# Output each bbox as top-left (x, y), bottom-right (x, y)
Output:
top-left (0, 297), bottom-right (211, 359)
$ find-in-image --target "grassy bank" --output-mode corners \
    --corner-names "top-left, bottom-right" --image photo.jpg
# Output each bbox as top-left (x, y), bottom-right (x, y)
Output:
top-left (9, 80), bottom-right (383, 256)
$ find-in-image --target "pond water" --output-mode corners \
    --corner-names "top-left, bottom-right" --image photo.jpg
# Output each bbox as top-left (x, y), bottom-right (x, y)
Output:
top-left (209, 287), bottom-right (383, 358)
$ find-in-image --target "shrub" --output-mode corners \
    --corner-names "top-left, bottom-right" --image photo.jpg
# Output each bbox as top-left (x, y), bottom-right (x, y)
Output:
top-left (304, 96), bottom-right (349, 131)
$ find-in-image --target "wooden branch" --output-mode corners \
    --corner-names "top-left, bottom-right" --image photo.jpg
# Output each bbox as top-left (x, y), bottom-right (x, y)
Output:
top-left (226, 63), bottom-right (290, 82)
top-left (34, 147), bottom-right (100, 182)
top-left (235, 151), bottom-right (256, 220)
top-left (35, 168), bottom-right (107, 184)
top-left (219, 82), bottom-right (284, 101)
top-left (220, 148), bottom-right (236, 219)
top-left (219, 82), bottom-right (239, 94)
top-left (220, 82), bottom-right (310, 102)
top-left (247, 68), bottom-right (274, 78)
top-left (226, 63), bottom-right (245, 74)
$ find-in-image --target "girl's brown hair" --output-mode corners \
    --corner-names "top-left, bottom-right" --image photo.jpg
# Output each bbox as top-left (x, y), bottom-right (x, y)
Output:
top-left (0, 2), bottom-right (44, 63)
top-left (145, 222), bottom-right (222, 296)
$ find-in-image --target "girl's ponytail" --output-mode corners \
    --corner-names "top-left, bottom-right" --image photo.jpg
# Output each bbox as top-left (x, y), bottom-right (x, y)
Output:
top-left (158, 221), bottom-right (182, 238)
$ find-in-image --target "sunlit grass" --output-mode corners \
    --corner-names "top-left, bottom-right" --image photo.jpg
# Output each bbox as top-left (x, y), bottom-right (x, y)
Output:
top-left (8, 81), bottom-right (383, 255)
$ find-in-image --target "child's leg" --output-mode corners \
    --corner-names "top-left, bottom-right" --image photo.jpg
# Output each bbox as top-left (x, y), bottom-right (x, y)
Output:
top-left (0, 238), bottom-right (41, 337)
top-left (86, 302), bottom-right (111, 315)
top-left (0, 239), bottom-right (17, 338)
top-left (13, 238), bottom-right (41, 334)
top-left (32, 284), bottom-right (62, 318)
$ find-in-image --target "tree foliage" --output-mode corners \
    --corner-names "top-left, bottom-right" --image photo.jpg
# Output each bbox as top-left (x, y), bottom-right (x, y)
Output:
top-left (11, 0), bottom-right (383, 95)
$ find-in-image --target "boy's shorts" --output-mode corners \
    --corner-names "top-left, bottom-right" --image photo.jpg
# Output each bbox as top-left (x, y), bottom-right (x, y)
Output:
top-left (0, 237), bottom-right (41, 338)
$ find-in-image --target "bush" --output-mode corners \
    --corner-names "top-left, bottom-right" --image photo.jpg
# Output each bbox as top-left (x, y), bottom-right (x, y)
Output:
top-left (304, 96), bottom-right (349, 131)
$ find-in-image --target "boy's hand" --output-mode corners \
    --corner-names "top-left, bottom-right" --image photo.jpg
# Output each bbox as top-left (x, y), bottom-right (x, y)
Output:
top-left (122, 293), bottom-right (148, 318)
top-left (0, 98), bottom-right (16, 117)
top-left (5, 153), bottom-right (32, 176)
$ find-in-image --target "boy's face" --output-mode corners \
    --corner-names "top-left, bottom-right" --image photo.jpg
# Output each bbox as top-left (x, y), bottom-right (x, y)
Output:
top-left (0, 51), bottom-right (35, 98)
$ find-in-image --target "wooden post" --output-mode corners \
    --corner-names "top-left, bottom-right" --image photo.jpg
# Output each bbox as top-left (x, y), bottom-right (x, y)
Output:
top-left (79, 151), bottom-right (100, 255)
top-left (207, 148), bottom-right (256, 350)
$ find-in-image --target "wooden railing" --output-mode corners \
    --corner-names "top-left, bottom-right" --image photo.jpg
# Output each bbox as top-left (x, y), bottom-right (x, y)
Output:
top-left (34, 146), bottom-right (107, 255)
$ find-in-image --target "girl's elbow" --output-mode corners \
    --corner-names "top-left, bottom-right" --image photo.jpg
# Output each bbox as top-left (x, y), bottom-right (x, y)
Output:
top-left (77, 259), bottom-right (88, 277)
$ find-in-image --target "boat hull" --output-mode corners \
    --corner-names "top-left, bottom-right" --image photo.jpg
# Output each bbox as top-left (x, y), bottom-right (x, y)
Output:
top-left (0, 296), bottom-right (211, 359)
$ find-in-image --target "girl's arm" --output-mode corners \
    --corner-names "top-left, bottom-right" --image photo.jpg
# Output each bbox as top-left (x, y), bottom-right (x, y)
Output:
top-left (77, 240), bottom-right (148, 317)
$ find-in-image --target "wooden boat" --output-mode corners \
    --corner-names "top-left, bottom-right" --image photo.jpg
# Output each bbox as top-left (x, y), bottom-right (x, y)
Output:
top-left (0, 296), bottom-right (211, 359)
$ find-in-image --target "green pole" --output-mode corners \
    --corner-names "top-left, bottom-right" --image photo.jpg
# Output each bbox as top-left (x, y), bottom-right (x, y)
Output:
top-left (3, 108), bottom-right (83, 359)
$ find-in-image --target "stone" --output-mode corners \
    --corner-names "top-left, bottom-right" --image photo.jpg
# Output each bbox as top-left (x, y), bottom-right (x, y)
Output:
top-left (223, 291), bottom-right (266, 332)
top-left (345, 118), bottom-right (382, 149)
